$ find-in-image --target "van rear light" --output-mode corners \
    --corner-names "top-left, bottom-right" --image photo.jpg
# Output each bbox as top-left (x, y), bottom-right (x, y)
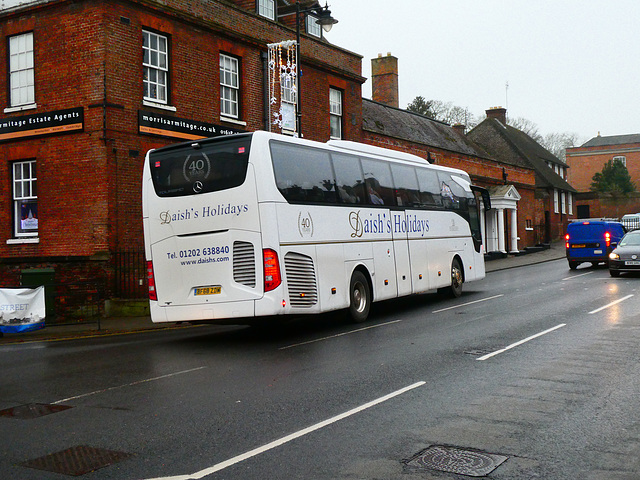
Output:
top-left (263, 249), bottom-right (281, 292)
top-left (605, 232), bottom-right (611, 247)
top-left (147, 261), bottom-right (158, 301)
top-left (565, 233), bottom-right (570, 249)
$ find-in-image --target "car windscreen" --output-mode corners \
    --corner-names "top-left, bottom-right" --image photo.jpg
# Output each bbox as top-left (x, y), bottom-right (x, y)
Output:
top-left (148, 136), bottom-right (251, 197)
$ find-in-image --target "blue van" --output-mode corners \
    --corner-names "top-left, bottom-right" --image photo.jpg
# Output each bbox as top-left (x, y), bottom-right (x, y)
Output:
top-left (565, 220), bottom-right (626, 270)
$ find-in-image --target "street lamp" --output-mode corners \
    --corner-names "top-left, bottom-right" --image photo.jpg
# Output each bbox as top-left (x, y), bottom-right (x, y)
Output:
top-left (294, 1), bottom-right (338, 136)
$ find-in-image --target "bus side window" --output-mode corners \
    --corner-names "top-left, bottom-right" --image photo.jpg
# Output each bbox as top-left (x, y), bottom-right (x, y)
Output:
top-left (390, 164), bottom-right (420, 207)
top-left (332, 153), bottom-right (366, 205)
top-left (361, 158), bottom-right (395, 206)
top-left (437, 172), bottom-right (466, 211)
top-left (271, 142), bottom-right (337, 204)
top-left (416, 168), bottom-right (443, 208)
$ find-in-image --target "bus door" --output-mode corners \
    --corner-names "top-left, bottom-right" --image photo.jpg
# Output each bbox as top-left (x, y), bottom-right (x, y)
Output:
top-left (391, 210), bottom-right (412, 297)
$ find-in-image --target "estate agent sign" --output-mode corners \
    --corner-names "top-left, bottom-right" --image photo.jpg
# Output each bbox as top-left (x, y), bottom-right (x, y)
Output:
top-left (0, 107), bottom-right (84, 142)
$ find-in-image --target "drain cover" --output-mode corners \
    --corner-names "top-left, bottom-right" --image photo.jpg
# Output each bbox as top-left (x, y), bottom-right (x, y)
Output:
top-left (20, 445), bottom-right (133, 476)
top-left (405, 445), bottom-right (508, 477)
top-left (0, 403), bottom-right (72, 419)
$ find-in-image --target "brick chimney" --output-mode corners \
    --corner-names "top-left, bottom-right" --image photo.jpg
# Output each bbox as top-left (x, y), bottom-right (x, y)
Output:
top-left (452, 124), bottom-right (466, 135)
top-left (486, 106), bottom-right (507, 125)
top-left (371, 53), bottom-right (399, 108)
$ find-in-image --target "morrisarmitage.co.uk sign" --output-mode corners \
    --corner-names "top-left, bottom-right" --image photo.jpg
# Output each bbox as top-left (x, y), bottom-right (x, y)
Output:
top-left (139, 110), bottom-right (244, 141)
top-left (0, 287), bottom-right (45, 333)
top-left (0, 107), bottom-right (84, 142)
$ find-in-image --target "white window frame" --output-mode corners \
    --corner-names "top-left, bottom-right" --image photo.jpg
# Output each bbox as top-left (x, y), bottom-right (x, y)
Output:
top-left (329, 88), bottom-right (342, 139)
top-left (13, 160), bottom-right (38, 238)
top-left (306, 14), bottom-right (322, 38)
top-left (553, 188), bottom-right (559, 214)
top-left (568, 192), bottom-right (573, 215)
top-left (9, 32), bottom-right (35, 108)
top-left (258, 0), bottom-right (275, 20)
top-left (220, 53), bottom-right (240, 119)
top-left (143, 30), bottom-right (168, 105)
top-left (561, 191), bottom-right (566, 214)
top-left (613, 155), bottom-right (627, 167)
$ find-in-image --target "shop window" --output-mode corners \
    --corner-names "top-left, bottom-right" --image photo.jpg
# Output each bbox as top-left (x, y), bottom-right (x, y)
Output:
top-left (13, 160), bottom-right (38, 238)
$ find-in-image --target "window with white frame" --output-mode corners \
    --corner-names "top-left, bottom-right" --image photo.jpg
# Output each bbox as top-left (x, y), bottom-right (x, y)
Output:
top-left (306, 14), bottom-right (322, 38)
top-left (568, 192), bottom-right (573, 215)
top-left (613, 155), bottom-right (627, 167)
top-left (258, 0), bottom-right (275, 20)
top-left (143, 30), bottom-right (168, 104)
top-left (553, 188), bottom-right (559, 213)
top-left (220, 54), bottom-right (239, 119)
top-left (13, 160), bottom-right (38, 237)
top-left (9, 32), bottom-right (35, 107)
top-left (561, 191), bottom-right (566, 214)
top-left (329, 88), bottom-right (342, 139)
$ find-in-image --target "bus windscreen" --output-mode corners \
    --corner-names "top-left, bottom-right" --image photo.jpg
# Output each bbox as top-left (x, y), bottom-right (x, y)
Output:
top-left (149, 136), bottom-right (251, 197)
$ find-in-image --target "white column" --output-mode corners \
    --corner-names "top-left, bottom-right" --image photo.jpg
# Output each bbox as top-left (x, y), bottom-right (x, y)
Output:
top-left (497, 208), bottom-right (506, 253)
top-left (510, 208), bottom-right (519, 253)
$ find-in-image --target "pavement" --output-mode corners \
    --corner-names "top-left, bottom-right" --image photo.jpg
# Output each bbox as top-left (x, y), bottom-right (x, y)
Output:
top-left (0, 243), bottom-right (567, 345)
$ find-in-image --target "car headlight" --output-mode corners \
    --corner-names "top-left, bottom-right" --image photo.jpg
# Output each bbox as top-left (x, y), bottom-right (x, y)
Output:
top-left (609, 252), bottom-right (620, 260)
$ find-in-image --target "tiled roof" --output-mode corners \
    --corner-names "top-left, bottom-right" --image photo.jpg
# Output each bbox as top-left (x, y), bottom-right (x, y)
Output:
top-left (581, 133), bottom-right (640, 147)
top-left (468, 118), bottom-right (577, 193)
top-left (362, 99), bottom-right (490, 159)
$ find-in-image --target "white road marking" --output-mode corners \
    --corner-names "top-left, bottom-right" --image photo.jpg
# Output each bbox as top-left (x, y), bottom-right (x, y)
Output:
top-left (52, 367), bottom-right (207, 404)
top-left (279, 319), bottom-right (403, 350)
top-left (432, 294), bottom-right (504, 313)
top-left (588, 294), bottom-right (634, 314)
top-left (144, 381), bottom-right (426, 480)
top-left (562, 271), bottom-right (593, 281)
top-left (476, 324), bottom-right (566, 361)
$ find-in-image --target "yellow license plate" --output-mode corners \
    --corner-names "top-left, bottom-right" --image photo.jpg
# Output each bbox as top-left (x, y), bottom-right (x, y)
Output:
top-left (194, 286), bottom-right (221, 296)
top-left (571, 244), bottom-right (586, 248)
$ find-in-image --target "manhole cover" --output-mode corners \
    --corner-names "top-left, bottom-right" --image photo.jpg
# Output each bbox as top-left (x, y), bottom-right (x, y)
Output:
top-left (0, 403), bottom-right (72, 419)
top-left (20, 445), bottom-right (133, 476)
top-left (405, 445), bottom-right (508, 477)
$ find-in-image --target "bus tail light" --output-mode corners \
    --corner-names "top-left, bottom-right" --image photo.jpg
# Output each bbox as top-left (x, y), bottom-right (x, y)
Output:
top-left (263, 249), bottom-right (282, 292)
top-left (147, 261), bottom-right (158, 301)
top-left (605, 232), bottom-right (611, 247)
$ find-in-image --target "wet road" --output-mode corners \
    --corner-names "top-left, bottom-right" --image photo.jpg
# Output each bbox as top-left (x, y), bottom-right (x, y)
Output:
top-left (2, 259), bottom-right (640, 479)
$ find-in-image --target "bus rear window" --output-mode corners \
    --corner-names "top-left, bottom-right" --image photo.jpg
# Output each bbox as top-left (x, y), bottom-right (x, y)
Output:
top-left (149, 137), bottom-right (251, 197)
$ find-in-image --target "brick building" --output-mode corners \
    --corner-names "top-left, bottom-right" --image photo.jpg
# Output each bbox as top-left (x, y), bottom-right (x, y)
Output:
top-left (468, 108), bottom-right (577, 243)
top-left (365, 54), bottom-right (538, 253)
top-left (566, 133), bottom-right (640, 193)
top-left (0, 0), bottom-right (364, 318)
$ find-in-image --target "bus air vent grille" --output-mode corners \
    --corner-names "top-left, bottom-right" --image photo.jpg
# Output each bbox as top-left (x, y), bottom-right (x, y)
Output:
top-left (284, 252), bottom-right (318, 307)
top-left (233, 241), bottom-right (256, 288)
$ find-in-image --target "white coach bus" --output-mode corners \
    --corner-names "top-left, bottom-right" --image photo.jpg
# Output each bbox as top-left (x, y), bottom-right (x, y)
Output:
top-left (142, 131), bottom-right (490, 324)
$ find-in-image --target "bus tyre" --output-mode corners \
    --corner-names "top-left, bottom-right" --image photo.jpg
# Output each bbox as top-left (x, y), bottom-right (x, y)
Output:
top-left (439, 258), bottom-right (463, 298)
top-left (348, 271), bottom-right (371, 323)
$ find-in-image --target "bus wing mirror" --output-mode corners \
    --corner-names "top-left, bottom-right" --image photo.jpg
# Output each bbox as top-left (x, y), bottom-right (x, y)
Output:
top-left (471, 186), bottom-right (491, 210)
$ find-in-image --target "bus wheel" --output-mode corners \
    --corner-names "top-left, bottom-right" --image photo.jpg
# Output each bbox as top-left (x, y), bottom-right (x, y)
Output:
top-left (439, 258), bottom-right (463, 298)
top-left (349, 271), bottom-right (371, 323)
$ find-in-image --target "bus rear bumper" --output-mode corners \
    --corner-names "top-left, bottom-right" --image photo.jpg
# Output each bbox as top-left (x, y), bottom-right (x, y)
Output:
top-left (149, 300), bottom-right (256, 324)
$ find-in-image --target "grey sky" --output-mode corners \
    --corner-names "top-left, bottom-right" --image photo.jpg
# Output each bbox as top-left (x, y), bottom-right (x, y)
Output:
top-left (324, 0), bottom-right (638, 142)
